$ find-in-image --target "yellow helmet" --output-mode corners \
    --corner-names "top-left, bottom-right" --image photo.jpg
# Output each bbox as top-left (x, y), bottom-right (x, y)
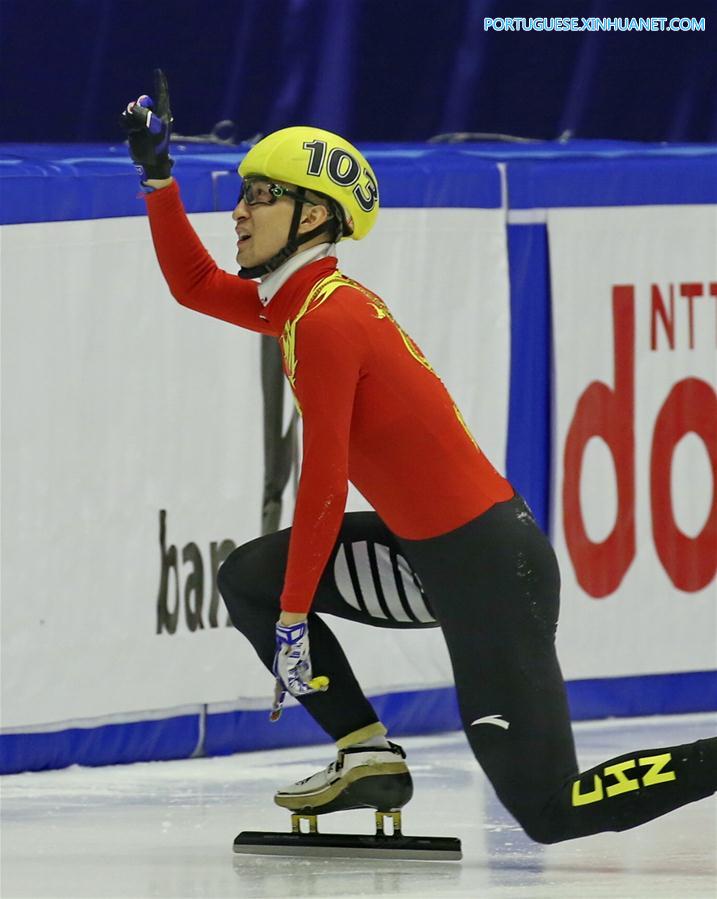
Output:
top-left (238, 126), bottom-right (379, 241)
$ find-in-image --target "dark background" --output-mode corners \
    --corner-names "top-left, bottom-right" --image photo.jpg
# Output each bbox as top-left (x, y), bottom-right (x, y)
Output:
top-left (1, 0), bottom-right (715, 144)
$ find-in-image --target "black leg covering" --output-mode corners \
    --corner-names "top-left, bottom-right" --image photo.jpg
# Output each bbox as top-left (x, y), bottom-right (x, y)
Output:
top-left (218, 525), bottom-right (385, 742)
top-left (219, 496), bottom-right (716, 842)
top-left (399, 495), bottom-right (717, 844)
top-left (516, 737), bottom-right (717, 844)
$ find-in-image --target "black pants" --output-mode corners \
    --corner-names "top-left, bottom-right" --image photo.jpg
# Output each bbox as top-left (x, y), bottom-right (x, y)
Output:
top-left (219, 495), bottom-right (716, 843)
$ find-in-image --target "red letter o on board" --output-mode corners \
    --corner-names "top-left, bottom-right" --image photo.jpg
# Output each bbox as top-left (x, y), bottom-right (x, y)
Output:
top-left (650, 378), bottom-right (717, 592)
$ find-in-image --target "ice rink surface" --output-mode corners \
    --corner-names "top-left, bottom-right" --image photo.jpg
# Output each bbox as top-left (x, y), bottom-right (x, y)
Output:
top-left (1, 713), bottom-right (715, 899)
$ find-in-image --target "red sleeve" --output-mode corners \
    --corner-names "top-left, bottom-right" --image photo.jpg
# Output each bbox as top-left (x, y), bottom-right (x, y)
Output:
top-left (280, 315), bottom-right (361, 613)
top-left (144, 181), bottom-right (271, 334)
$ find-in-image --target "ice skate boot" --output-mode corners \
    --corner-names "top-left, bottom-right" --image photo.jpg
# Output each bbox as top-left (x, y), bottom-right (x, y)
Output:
top-left (234, 739), bottom-right (462, 860)
top-left (273, 741), bottom-right (413, 815)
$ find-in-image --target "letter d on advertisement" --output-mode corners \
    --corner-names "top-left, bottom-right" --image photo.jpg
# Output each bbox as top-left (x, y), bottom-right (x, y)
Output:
top-left (562, 286), bottom-right (636, 597)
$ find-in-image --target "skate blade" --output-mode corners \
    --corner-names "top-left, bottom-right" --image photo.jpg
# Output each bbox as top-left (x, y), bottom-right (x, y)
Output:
top-left (233, 830), bottom-right (462, 861)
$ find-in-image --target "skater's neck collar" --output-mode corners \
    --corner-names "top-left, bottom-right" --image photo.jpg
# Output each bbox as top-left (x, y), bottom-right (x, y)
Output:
top-left (258, 242), bottom-right (337, 306)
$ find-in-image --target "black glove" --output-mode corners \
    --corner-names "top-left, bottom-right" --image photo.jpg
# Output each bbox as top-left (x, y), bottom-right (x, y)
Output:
top-left (120, 68), bottom-right (174, 183)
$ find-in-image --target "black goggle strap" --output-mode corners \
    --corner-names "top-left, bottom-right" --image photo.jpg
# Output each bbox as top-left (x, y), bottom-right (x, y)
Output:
top-left (239, 179), bottom-right (318, 208)
top-left (327, 198), bottom-right (345, 239)
top-left (291, 187), bottom-right (340, 250)
top-left (277, 184), bottom-right (317, 206)
top-left (287, 186), bottom-right (306, 243)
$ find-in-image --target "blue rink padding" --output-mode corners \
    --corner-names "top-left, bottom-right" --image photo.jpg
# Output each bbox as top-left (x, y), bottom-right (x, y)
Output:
top-left (2, 140), bottom-right (716, 225)
top-left (566, 671), bottom-right (717, 722)
top-left (204, 687), bottom-right (462, 758)
top-left (506, 155), bottom-right (717, 209)
top-left (2, 672), bottom-right (715, 774)
top-left (0, 713), bottom-right (201, 775)
top-left (1, 141), bottom-right (716, 773)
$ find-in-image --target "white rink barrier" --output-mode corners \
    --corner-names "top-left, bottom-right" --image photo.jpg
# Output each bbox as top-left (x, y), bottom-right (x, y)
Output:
top-left (549, 206), bottom-right (717, 683)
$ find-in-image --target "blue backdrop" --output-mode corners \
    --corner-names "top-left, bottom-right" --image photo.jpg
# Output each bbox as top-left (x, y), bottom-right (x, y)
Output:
top-left (1, 0), bottom-right (715, 144)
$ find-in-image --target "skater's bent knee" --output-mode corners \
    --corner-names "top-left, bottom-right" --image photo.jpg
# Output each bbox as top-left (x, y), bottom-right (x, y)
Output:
top-left (519, 818), bottom-right (563, 845)
top-left (218, 542), bottom-right (258, 596)
top-left (217, 541), bottom-right (280, 625)
top-left (510, 807), bottom-right (569, 845)
top-left (217, 549), bottom-right (237, 594)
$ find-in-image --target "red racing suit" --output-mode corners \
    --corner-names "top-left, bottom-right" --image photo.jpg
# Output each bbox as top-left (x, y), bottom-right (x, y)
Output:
top-left (145, 181), bottom-right (513, 612)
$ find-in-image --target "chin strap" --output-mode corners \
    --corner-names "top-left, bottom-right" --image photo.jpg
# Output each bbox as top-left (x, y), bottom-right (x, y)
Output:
top-left (238, 189), bottom-right (340, 281)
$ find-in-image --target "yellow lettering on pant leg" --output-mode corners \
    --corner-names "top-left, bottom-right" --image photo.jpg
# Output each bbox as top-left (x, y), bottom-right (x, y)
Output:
top-left (604, 759), bottom-right (640, 797)
top-left (639, 753), bottom-right (676, 787)
top-left (571, 775), bottom-right (604, 806)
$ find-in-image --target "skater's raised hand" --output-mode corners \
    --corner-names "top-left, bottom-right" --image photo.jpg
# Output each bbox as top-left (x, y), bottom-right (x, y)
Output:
top-left (271, 620), bottom-right (329, 720)
top-left (120, 68), bottom-right (174, 184)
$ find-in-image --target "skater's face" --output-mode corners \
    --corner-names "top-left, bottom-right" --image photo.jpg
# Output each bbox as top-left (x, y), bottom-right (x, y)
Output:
top-left (233, 178), bottom-right (329, 269)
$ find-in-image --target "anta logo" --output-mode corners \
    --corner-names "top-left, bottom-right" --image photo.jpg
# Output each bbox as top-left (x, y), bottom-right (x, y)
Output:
top-left (572, 752), bottom-right (675, 806)
top-left (470, 714), bottom-right (510, 730)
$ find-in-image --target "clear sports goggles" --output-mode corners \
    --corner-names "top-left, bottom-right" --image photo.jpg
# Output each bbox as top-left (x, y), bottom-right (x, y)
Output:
top-left (238, 178), bottom-right (318, 208)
